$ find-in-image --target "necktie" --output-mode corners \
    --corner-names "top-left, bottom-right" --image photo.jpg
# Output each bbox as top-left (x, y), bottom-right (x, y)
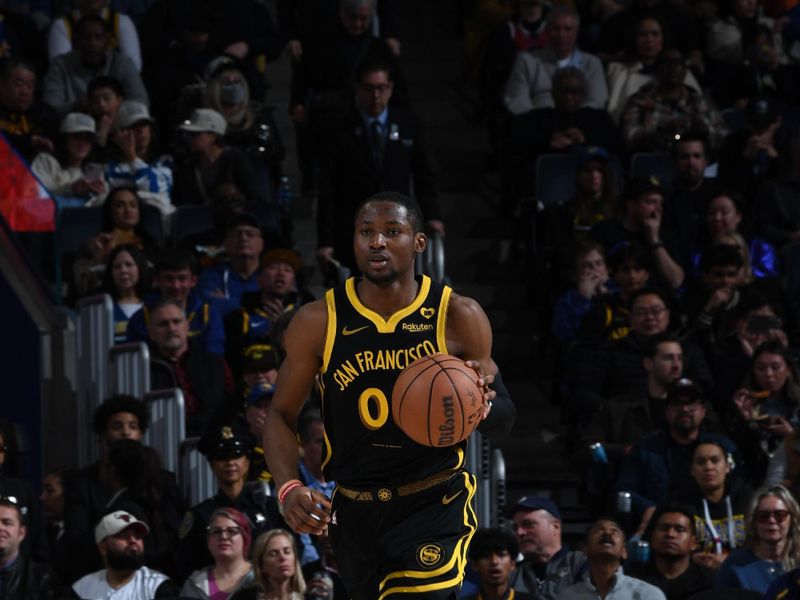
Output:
top-left (370, 119), bottom-right (385, 168)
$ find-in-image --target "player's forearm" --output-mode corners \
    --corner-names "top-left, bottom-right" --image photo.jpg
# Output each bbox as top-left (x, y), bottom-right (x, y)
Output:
top-left (477, 372), bottom-right (515, 437)
top-left (263, 407), bottom-right (302, 487)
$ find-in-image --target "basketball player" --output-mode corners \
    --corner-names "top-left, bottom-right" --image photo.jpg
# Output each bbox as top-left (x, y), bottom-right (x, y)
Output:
top-left (263, 191), bottom-right (514, 599)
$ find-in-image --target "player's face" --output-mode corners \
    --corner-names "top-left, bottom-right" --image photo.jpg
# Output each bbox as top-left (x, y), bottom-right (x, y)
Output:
top-left (261, 533), bottom-right (296, 583)
top-left (353, 201), bottom-right (425, 285)
top-left (651, 513), bottom-right (694, 559)
top-left (472, 549), bottom-right (515, 588)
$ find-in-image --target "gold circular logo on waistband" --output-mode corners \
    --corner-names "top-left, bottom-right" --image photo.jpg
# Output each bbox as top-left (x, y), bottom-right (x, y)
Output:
top-left (378, 488), bottom-right (392, 501)
top-left (417, 543), bottom-right (444, 568)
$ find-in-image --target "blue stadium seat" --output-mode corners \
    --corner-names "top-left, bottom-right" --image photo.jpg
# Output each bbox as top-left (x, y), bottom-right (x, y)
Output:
top-left (534, 154), bottom-right (579, 208)
top-left (721, 107), bottom-right (746, 133)
top-left (629, 152), bottom-right (675, 187)
top-left (171, 206), bottom-right (213, 242)
top-left (57, 206), bottom-right (103, 255)
top-left (140, 204), bottom-right (163, 243)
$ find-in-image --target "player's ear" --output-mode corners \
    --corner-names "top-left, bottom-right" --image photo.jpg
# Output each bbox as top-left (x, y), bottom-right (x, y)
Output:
top-left (414, 232), bottom-right (427, 254)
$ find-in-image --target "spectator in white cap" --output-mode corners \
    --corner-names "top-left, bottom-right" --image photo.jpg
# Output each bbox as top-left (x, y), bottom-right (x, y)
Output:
top-left (31, 111), bottom-right (108, 209)
top-left (72, 510), bottom-right (179, 599)
top-left (103, 100), bottom-right (174, 216)
top-left (173, 108), bottom-right (266, 206)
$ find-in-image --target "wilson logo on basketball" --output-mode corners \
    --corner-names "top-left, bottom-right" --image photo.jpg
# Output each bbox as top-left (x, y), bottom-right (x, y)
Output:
top-left (402, 322), bottom-right (434, 333)
top-left (417, 543), bottom-right (444, 568)
top-left (437, 395), bottom-right (456, 446)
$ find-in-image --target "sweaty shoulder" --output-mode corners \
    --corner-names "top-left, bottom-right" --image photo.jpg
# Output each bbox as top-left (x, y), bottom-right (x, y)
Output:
top-left (445, 292), bottom-right (495, 372)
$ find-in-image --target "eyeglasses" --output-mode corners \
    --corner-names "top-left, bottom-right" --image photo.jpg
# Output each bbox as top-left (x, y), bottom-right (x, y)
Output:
top-left (755, 510), bottom-right (790, 524)
top-left (207, 526), bottom-right (242, 538)
top-left (632, 306), bottom-right (668, 318)
top-left (360, 83), bottom-right (391, 95)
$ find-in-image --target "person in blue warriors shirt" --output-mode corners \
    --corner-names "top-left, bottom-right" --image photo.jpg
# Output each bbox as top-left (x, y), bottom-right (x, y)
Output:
top-left (263, 191), bottom-right (515, 599)
top-left (126, 247), bottom-right (225, 354)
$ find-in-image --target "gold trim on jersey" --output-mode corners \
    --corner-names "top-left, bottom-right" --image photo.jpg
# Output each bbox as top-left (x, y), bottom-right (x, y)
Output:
top-left (345, 276), bottom-right (432, 333)
top-left (322, 289), bottom-right (337, 373)
top-left (377, 472), bottom-right (477, 599)
top-left (436, 286), bottom-right (452, 354)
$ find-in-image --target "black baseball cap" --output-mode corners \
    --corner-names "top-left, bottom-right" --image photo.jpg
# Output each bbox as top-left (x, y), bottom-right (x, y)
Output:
top-left (199, 425), bottom-right (254, 460)
top-left (626, 175), bottom-right (663, 199)
top-left (508, 495), bottom-right (561, 520)
top-left (242, 343), bottom-right (280, 373)
top-left (666, 378), bottom-right (704, 405)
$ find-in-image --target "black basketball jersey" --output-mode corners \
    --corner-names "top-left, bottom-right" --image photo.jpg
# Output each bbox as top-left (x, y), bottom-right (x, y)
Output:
top-left (318, 275), bottom-right (468, 486)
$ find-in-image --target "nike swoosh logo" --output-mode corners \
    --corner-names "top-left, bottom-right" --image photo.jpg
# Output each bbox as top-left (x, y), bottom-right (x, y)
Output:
top-left (342, 325), bottom-right (369, 336)
top-left (442, 491), bottom-right (463, 505)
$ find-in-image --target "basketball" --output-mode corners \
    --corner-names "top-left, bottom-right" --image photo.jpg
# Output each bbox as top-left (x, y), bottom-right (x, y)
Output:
top-left (392, 353), bottom-right (484, 447)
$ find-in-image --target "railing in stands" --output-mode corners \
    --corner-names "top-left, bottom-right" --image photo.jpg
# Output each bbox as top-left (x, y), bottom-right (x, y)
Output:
top-left (109, 342), bottom-right (151, 398)
top-left (142, 388), bottom-right (185, 474)
top-left (491, 447), bottom-right (507, 528)
top-left (75, 294), bottom-right (115, 467)
top-left (466, 431), bottom-right (506, 528)
top-left (179, 437), bottom-right (217, 505)
top-left (415, 230), bottom-right (446, 284)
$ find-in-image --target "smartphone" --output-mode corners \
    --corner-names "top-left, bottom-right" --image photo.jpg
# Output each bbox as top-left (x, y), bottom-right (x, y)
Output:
top-left (84, 163), bottom-right (104, 182)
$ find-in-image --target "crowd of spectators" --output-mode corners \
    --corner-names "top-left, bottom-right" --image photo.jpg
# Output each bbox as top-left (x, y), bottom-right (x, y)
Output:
top-left (2, 0), bottom-right (800, 598)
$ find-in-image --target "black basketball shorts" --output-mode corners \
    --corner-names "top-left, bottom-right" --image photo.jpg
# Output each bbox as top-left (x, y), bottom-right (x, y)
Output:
top-left (328, 470), bottom-right (478, 600)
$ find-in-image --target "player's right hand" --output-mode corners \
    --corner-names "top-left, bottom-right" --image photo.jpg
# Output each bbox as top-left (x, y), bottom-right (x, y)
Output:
top-left (283, 486), bottom-right (331, 536)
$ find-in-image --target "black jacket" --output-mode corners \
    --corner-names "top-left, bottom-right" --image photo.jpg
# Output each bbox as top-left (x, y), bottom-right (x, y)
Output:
top-left (317, 106), bottom-right (438, 271)
top-left (0, 555), bottom-right (57, 600)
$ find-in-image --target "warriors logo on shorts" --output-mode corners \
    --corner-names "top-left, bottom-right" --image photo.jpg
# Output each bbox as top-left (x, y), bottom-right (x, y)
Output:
top-left (416, 542), bottom-right (445, 568)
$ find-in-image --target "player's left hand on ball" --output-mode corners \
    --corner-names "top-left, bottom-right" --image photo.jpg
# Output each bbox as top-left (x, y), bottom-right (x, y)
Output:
top-left (284, 487), bottom-right (331, 536)
top-left (464, 360), bottom-right (495, 420)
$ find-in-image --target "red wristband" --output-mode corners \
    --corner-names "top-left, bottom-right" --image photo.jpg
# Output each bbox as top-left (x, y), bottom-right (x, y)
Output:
top-left (278, 479), bottom-right (303, 505)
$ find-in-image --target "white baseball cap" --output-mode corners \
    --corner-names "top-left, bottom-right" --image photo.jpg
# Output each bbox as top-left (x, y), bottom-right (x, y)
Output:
top-left (60, 112), bottom-right (96, 136)
top-left (94, 510), bottom-right (150, 544)
top-left (179, 108), bottom-right (227, 135)
top-left (116, 101), bottom-right (154, 129)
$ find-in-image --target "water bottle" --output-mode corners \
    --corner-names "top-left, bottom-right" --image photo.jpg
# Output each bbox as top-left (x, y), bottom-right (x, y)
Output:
top-left (589, 442), bottom-right (609, 464)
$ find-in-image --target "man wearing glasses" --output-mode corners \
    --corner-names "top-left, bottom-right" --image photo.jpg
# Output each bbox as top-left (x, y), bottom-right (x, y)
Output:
top-left (316, 57), bottom-right (443, 277)
top-left (616, 379), bottom-right (740, 537)
top-left (174, 425), bottom-right (315, 580)
top-left (569, 288), bottom-right (713, 421)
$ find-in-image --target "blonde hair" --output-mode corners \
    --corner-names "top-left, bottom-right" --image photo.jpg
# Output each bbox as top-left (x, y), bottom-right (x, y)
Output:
top-left (251, 529), bottom-right (306, 596)
top-left (745, 484), bottom-right (800, 570)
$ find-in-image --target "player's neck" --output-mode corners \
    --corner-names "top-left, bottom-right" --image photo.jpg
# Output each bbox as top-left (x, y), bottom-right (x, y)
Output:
top-left (356, 275), bottom-right (419, 318)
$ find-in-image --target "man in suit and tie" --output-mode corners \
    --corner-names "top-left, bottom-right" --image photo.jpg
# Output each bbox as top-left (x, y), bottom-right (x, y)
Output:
top-left (316, 57), bottom-right (444, 275)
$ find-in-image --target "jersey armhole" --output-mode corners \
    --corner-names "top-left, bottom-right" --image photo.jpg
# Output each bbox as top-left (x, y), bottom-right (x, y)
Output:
top-left (321, 289), bottom-right (337, 374)
top-left (437, 285), bottom-right (452, 354)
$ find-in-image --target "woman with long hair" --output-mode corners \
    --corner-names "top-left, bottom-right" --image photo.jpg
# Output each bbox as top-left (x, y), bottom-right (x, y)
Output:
top-left (100, 244), bottom-right (150, 343)
top-left (715, 484), bottom-right (800, 592)
top-left (670, 441), bottom-right (752, 570)
top-left (730, 341), bottom-right (800, 484)
top-left (31, 112), bottom-right (107, 208)
top-left (231, 529), bottom-right (306, 600)
top-left (181, 508), bottom-right (254, 599)
top-left (73, 185), bottom-right (157, 297)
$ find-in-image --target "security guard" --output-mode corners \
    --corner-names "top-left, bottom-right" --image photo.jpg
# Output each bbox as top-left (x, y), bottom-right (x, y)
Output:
top-left (174, 425), bottom-right (315, 579)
